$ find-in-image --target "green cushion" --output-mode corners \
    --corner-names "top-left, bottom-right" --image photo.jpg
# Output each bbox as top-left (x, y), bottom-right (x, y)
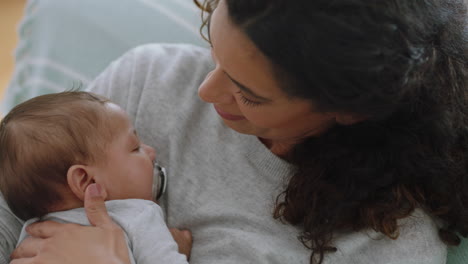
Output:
top-left (447, 236), bottom-right (468, 264)
top-left (1, 0), bottom-right (207, 112)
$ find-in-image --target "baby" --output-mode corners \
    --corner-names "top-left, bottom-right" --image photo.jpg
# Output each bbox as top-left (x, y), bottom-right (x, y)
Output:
top-left (0, 91), bottom-right (187, 264)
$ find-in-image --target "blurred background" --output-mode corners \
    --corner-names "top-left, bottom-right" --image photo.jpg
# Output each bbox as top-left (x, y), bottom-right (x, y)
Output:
top-left (0, 0), bottom-right (26, 104)
top-left (0, 0), bottom-right (205, 117)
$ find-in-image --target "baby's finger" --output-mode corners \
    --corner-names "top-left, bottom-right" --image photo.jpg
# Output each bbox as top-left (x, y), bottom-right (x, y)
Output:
top-left (169, 228), bottom-right (193, 259)
top-left (24, 220), bottom-right (64, 238)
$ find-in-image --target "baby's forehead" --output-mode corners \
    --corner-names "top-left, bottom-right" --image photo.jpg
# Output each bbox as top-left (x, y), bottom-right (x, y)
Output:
top-left (100, 103), bottom-right (134, 135)
top-left (104, 102), bottom-right (123, 112)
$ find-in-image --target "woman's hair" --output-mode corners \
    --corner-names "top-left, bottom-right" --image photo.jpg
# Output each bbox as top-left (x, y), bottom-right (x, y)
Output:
top-left (195, 0), bottom-right (468, 263)
top-left (0, 91), bottom-right (114, 221)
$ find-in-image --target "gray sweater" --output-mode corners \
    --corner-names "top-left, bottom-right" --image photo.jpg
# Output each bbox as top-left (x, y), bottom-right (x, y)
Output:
top-left (0, 44), bottom-right (447, 264)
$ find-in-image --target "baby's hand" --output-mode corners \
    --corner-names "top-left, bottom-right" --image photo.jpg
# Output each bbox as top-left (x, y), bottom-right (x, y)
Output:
top-left (169, 228), bottom-right (193, 260)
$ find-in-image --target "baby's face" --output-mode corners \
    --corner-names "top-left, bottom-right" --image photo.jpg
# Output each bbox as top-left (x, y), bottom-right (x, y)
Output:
top-left (92, 103), bottom-right (156, 201)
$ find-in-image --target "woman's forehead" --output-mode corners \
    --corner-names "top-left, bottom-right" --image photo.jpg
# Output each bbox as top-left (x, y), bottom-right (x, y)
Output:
top-left (210, 1), bottom-right (287, 100)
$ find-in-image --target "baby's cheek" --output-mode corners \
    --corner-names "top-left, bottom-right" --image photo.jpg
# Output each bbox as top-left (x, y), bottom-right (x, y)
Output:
top-left (146, 167), bottom-right (157, 200)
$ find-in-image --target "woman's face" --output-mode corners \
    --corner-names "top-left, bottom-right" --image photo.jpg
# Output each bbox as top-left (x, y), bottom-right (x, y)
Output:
top-left (198, 0), bottom-right (336, 148)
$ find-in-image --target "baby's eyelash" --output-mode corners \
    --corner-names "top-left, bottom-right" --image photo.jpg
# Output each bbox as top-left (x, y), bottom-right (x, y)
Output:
top-left (236, 91), bottom-right (262, 107)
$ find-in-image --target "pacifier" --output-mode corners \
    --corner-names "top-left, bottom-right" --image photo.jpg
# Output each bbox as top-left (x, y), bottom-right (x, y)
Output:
top-left (152, 162), bottom-right (167, 200)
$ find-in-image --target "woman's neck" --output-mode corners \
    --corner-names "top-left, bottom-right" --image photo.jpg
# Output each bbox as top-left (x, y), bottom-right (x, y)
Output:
top-left (258, 137), bottom-right (296, 159)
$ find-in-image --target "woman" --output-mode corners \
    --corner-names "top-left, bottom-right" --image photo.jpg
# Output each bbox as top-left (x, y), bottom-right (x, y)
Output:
top-left (7, 0), bottom-right (468, 263)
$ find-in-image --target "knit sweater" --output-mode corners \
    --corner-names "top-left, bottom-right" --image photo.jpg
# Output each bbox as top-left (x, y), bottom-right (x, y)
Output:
top-left (0, 43), bottom-right (447, 264)
top-left (88, 43), bottom-right (447, 264)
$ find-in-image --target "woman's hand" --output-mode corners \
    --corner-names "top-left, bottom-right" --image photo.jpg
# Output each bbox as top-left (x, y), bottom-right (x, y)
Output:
top-left (10, 184), bottom-right (130, 264)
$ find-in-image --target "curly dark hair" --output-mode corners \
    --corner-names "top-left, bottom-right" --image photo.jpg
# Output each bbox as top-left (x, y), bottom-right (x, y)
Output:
top-left (194, 0), bottom-right (468, 263)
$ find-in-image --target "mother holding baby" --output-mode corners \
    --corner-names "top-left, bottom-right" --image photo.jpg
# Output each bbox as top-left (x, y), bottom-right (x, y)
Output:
top-left (7, 0), bottom-right (468, 263)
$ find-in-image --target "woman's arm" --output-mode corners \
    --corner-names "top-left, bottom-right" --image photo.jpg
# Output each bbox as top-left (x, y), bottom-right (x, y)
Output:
top-left (10, 184), bottom-right (130, 264)
top-left (10, 185), bottom-right (193, 264)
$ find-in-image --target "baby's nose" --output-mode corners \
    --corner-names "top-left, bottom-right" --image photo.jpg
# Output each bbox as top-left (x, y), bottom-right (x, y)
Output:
top-left (143, 144), bottom-right (156, 162)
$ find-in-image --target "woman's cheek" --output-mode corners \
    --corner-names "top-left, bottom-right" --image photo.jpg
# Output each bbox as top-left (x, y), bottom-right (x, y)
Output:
top-left (237, 105), bottom-right (271, 128)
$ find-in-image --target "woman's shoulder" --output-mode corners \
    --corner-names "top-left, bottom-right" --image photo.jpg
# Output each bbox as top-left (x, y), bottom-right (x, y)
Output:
top-left (87, 43), bottom-right (213, 117)
top-left (396, 208), bottom-right (447, 259)
top-left (116, 43), bottom-right (212, 79)
top-left (88, 43), bottom-right (212, 93)
top-left (330, 209), bottom-right (447, 264)
top-left (130, 43), bottom-right (210, 59)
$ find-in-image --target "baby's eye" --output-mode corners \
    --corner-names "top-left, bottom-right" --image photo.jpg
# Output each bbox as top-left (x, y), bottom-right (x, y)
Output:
top-left (133, 146), bottom-right (141, 152)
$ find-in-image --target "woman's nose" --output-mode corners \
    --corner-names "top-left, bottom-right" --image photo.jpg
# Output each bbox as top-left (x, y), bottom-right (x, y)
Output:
top-left (198, 68), bottom-right (235, 104)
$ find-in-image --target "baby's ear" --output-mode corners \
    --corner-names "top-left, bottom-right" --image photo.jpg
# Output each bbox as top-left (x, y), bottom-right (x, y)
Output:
top-left (67, 165), bottom-right (94, 201)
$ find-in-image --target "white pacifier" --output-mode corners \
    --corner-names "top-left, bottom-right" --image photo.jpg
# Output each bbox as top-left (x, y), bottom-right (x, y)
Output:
top-left (152, 162), bottom-right (167, 200)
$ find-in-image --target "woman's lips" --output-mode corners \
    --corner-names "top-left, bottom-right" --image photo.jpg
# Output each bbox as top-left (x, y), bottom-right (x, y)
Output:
top-left (214, 105), bottom-right (246, 121)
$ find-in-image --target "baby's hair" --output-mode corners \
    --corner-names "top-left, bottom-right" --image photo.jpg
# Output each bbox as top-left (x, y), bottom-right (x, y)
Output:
top-left (0, 91), bottom-right (114, 220)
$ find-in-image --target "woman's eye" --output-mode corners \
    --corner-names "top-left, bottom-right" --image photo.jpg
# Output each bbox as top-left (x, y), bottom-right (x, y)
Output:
top-left (236, 91), bottom-right (262, 107)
